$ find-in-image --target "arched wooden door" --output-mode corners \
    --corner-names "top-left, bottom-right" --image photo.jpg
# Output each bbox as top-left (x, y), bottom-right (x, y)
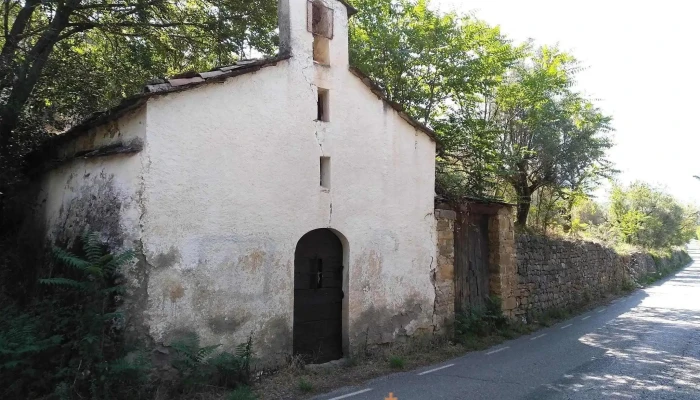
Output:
top-left (293, 229), bottom-right (344, 363)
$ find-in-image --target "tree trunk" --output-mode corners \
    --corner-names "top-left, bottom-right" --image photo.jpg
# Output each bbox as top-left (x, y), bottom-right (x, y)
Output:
top-left (0, 0), bottom-right (42, 88)
top-left (0, 1), bottom-right (77, 156)
top-left (514, 160), bottom-right (532, 229)
top-left (516, 191), bottom-right (531, 228)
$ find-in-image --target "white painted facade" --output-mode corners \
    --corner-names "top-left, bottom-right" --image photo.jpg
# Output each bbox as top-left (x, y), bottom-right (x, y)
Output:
top-left (38, 0), bottom-right (438, 363)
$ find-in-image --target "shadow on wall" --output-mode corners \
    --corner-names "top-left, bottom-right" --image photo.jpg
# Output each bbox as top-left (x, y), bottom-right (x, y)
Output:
top-left (524, 255), bottom-right (700, 399)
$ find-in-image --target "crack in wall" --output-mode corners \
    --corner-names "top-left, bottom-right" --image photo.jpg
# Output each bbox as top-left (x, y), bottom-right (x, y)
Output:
top-left (314, 128), bottom-right (324, 155)
top-left (129, 133), bottom-right (155, 345)
top-left (428, 256), bottom-right (438, 332)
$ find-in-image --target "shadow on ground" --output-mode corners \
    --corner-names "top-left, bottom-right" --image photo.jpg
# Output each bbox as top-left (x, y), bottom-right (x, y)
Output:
top-left (525, 246), bottom-right (700, 399)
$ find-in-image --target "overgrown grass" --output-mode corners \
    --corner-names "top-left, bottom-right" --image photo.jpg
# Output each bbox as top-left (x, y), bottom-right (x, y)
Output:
top-left (637, 260), bottom-right (687, 287)
top-left (455, 296), bottom-right (540, 350)
top-left (229, 386), bottom-right (257, 400)
top-left (530, 307), bottom-right (572, 327)
top-left (388, 356), bottom-right (405, 370)
top-left (298, 378), bottom-right (314, 393)
top-left (621, 279), bottom-right (637, 292)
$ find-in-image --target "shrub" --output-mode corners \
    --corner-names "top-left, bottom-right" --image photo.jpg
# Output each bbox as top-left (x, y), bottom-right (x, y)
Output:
top-left (171, 332), bottom-right (254, 394)
top-left (0, 231), bottom-right (152, 399)
top-left (388, 356), bottom-right (405, 370)
top-left (229, 386), bottom-right (257, 400)
top-left (298, 378), bottom-right (314, 393)
top-left (0, 231), bottom-right (258, 399)
top-left (455, 296), bottom-right (508, 339)
top-left (621, 279), bottom-right (636, 292)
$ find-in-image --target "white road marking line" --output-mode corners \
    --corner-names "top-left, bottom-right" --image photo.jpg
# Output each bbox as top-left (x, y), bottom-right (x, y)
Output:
top-left (486, 346), bottom-right (509, 355)
top-left (581, 316), bottom-right (591, 320)
top-left (327, 388), bottom-right (373, 400)
top-left (418, 363), bottom-right (455, 376)
top-left (530, 334), bottom-right (546, 341)
top-left (597, 308), bottom-right (606, 313)
top-left (561, 324), bottom-right (573, 329)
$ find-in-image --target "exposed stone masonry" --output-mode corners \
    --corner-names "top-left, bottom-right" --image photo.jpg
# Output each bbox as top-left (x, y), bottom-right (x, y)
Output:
top-left (514, 234), bottom-right (690, 318)
top-left (488, 207), bottom-right (517, 317)
top-left (433, 209), bottom-right (456, 334)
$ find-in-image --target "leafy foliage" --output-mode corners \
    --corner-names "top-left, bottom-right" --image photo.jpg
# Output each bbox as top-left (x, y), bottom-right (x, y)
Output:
top-left (0, 0), bottom-right (278, 194)
top-left (298, 377), bottom-right (314, 393)
top-left (529, 180), bottom-right (698, 252)
top-left (607, 182), bottom-right (698, 248)
top-left (0, 231), bottom-right (147, 399)
top-left (388, 355), bottom-right (405, 369)
top-left (349, 1), bottom-right (614, 224)
top-left (1, 232), bottom-right (256, 398)
top-left (229, 385), bottom-right (257, 400)
top-left (455, 296), bottom-right (509, 338)
top-left (171, 332), bottom-right (254, 394)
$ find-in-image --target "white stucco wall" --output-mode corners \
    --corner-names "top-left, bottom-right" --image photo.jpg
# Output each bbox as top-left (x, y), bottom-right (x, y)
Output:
top-left (38, 0), bottom-right (438, 364)
top-left (39, 110), bottom-right (146, 248)
top-left (37, 110), bottom-right (149, 338)
top-left (139, 0), bottom-right (437, 362)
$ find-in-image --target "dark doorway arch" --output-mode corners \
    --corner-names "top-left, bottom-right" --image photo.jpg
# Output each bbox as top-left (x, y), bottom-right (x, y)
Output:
top-left (293, 229), bottom-right (344, 363)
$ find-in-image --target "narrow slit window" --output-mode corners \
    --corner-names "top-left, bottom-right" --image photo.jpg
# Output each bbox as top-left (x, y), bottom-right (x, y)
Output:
top-left (320, 157), bottom-right (331, 189)
top-left (317, 88), bottom-right (330, 122)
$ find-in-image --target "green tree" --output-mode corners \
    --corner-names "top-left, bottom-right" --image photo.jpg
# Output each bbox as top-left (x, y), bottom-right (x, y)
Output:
top-left (608, 182), bottom-right (697, 248)
top-left (349, 0), bottom-right (522, 198)
top-left (490, 47), bottom-right (614, 227)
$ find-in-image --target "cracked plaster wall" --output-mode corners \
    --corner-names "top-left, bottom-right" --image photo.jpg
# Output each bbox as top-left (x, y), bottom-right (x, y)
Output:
top-left (139, 0), bottom-right (438, 364)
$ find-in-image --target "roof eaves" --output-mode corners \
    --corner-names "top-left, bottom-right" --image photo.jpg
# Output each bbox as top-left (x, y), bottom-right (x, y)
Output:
top-left (54, 54), bottom-right (291, 146)
top-left (338, 0), bottom-right (358, 16)
top-left (349, 66), bottom-right (441, 148)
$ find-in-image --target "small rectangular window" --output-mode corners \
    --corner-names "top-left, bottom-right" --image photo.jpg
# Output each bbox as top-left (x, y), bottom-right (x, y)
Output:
top-left (317, 88), bottom-right (330, 122)
top-left (308, 0), bottom-right (334, 39)
top-left (320, 157), bottom-right (331, 189)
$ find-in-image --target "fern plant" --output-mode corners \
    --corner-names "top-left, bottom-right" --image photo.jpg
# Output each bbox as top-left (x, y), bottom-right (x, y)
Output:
top-left (1, 231), bottom-right (144, 399)
top-left (172, 332), bottom-right (255, 393)
top-left (42, 232), bottom-right (139, 399)
top-left (41, 231), bottom-right (134, 294)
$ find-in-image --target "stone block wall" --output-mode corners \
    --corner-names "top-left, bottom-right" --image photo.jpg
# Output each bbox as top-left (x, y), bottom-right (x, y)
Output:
top-left (433, 209), bottom-right (456, 334)
top-left (487, 207), bottom-right (518, 317)
top-left (514, 234), bottom-right (691, 318)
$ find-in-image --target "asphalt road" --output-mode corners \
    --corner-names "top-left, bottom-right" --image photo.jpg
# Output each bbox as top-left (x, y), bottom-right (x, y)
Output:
top-left (315, 243), bottom-right (700, 400)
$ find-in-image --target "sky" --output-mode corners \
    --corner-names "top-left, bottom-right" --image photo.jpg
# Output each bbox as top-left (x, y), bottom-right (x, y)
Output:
top-left (432, 0), bottom-right (700, 205)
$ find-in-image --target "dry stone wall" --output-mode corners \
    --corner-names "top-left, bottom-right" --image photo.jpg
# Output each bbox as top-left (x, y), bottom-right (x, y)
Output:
top-left (433, 209), bottom-right (456, 335)
top-left (514, 234), bottom-right (690, 318)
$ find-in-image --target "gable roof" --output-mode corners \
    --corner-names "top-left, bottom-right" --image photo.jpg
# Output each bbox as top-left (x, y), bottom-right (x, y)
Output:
top-left (52, 55), bottom-right (291, 146)
top-left (53, 54), bottom-right (438, 148)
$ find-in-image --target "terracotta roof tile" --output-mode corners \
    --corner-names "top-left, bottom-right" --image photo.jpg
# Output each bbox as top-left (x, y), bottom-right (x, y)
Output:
top-left (198, 70), bottom-right (227, 79)
top-left (49, 53), bottom-right (438, 153)
top-left (142, 58), bottom-right (283, 94)
top-left (167, 76), bottom-right (205, 87)
top-left (57, 55), bottom-right (291, 143)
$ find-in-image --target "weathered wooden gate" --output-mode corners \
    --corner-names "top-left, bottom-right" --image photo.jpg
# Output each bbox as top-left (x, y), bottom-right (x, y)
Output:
top-left (293, 229), bottom-right (344, 363)
top-left (454, 208), bottom-right (491, 313)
